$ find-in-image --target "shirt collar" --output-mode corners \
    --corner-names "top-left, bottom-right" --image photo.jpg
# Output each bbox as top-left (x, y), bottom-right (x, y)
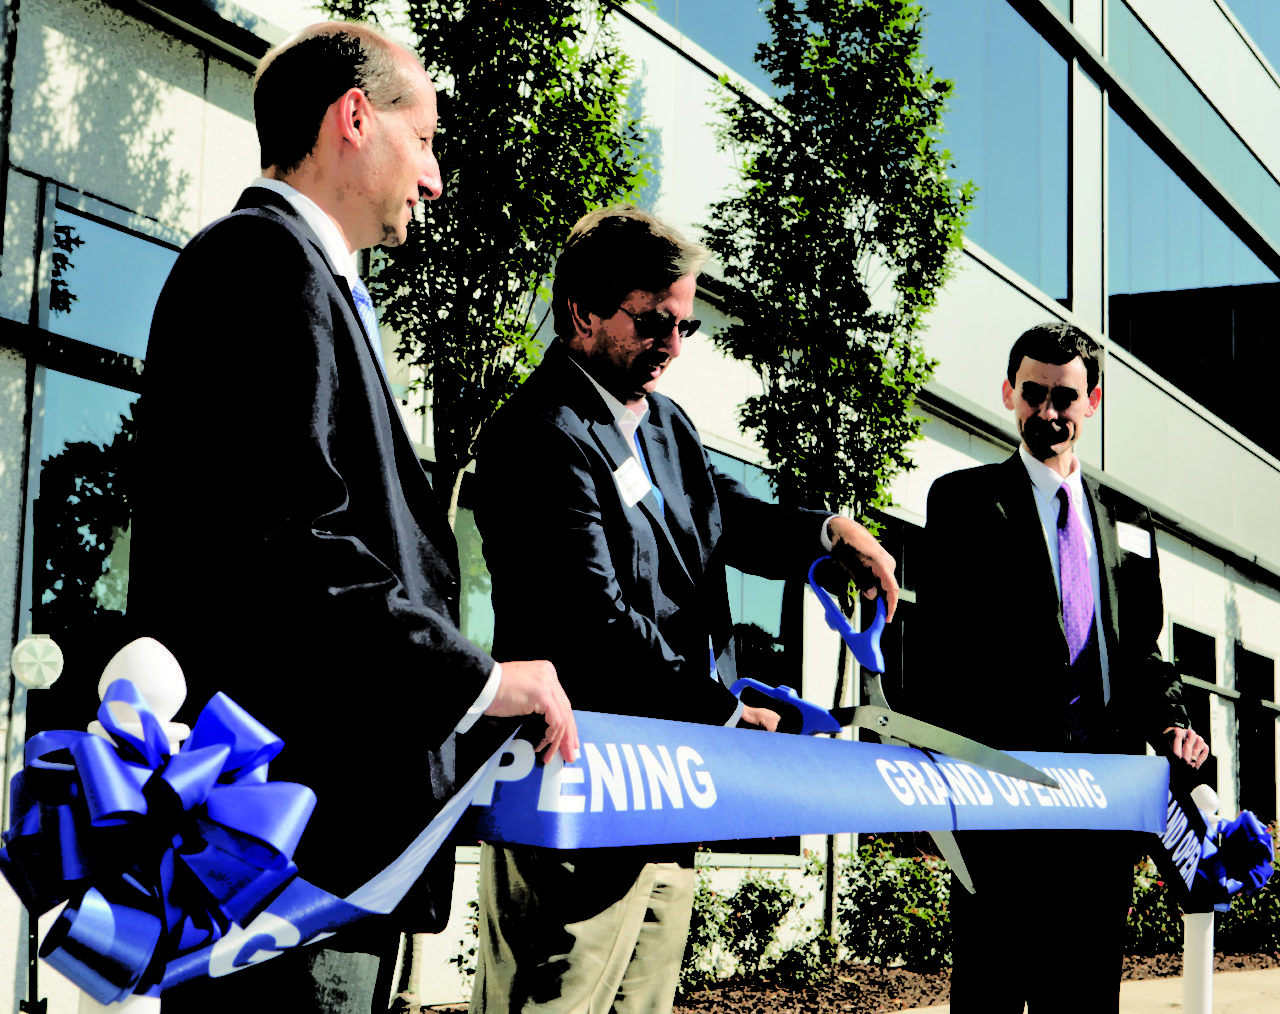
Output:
top-left (567, 352), bottom-right (650, 428)
top-left (250, 177), bottom-right (361, 285)
top-left (1019, 443), bottom-right (1083, 499)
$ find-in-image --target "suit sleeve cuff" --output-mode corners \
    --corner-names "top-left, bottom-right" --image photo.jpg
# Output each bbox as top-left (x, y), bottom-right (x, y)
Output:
top-left (457, 661), bottom-right (502, 734)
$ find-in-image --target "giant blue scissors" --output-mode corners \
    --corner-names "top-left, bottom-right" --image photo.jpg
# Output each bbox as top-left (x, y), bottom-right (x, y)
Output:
top-left (731, 556), bottom-right (1060, 892)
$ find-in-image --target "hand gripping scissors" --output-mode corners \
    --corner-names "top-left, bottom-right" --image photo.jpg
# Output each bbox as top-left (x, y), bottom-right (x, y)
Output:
top-left (730, 556), bottom-right (1061, 893)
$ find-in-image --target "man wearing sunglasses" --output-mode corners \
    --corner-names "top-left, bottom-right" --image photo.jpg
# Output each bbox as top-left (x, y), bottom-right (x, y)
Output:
top-left (916, 322), bottom-right (1207, 1012)
top-left (468, 205), bottom-right (899, 1013)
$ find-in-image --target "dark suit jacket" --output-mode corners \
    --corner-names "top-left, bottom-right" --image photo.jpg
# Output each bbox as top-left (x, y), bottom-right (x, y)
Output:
top-left (124, 187), bottom-right (501, 920)
top-left (473, 341), bottom-right (831, 726)
top-left (915, 451), bottom-right (1187, 756)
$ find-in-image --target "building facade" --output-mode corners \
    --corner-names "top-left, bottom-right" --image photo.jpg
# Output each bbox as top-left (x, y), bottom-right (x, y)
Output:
top-left (0, 0), bottom-right (1276, 1007)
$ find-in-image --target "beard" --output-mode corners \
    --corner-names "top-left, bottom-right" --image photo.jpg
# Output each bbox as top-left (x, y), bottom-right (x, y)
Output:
top-left (1021, 416), bottom-right (1072, 459)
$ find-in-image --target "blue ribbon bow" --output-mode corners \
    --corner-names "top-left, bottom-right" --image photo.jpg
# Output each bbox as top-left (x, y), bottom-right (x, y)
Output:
top-left (0, 679), bottom-right (315, 1003)
top-left (1190, 808), bottom-right (1275, 912)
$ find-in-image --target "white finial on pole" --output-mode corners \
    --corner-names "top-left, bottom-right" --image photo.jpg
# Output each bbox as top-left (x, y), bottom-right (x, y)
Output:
top-left (88, 637), bottom-right (190, 754)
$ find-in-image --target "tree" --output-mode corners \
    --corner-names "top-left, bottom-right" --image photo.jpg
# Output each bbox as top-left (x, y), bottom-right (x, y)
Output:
top-left (702, 0), bottom-right (973, 517)
top-left (323, 0), bottom-right (653, 525)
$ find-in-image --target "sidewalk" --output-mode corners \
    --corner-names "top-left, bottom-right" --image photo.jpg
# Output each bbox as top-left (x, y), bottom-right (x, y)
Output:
top-left (911, 966), bottom-right (1280, 1012)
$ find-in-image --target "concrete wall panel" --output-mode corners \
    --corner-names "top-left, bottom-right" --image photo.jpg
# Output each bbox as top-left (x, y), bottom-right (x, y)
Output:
top-left (1104, 352), bottom-right (1280, 570)
top-left (12, 0), bottom-right (210, 234)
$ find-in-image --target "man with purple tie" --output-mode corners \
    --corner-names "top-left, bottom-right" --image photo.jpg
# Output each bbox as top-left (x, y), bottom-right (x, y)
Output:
top-left (916, 322), bottom-right (1208, 1012)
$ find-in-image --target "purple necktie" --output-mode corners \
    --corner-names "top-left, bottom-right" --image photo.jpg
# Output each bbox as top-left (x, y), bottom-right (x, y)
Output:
top-left (1056, 484), bottom-right (1093, 664)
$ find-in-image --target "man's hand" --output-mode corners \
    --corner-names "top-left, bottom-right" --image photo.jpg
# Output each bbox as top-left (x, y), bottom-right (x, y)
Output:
top-left (827, 516), bottom-right (900, 622)
top-left (486, 660), bottom-right (579, 765)
top-left (738, 706), bottom-right (780, 732)
top-left (1166, 726), bottom-right (1210, 769)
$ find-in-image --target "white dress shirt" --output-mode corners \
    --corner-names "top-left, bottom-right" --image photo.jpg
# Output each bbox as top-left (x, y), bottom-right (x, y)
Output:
top-left (1018, 444), bottom-right (1111, 703)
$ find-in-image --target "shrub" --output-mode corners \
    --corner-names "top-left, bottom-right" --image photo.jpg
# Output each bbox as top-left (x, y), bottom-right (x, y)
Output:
top-left (836, 835), bottom-right (952, 971)
top-left (1126, 857), bottom-right (1184, 955)
top-left (678, 867), bottom-right (734, 995)
top-left (678, 854), bottom-right (833, 995)
top-left (448, 895), bottom-right (481, 993)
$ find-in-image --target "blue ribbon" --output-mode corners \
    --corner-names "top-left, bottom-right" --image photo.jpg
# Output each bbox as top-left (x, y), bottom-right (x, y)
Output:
top-left (1190, 808), bottom-right (1275, 912)
top-left (1, 703), bottom-right (1177, 998)
top-left (458, 710), bottom-right (1171, 848)
top-left (0, 679), bottom-right (315, 1003)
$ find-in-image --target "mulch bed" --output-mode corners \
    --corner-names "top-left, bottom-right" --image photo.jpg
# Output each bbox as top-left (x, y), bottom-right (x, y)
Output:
top-left (424, 952), bottom-right (1280, 1013)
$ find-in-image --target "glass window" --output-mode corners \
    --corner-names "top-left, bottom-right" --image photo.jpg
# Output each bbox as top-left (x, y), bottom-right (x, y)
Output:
top-left (48, 206), bottom-right (179, 360)
top-left (24, 370), bottom-right (138, 734)
top-left (1173, 624), bottom-right (1218, 786)
top-left (1106, 0), bottom-right (1280, 251)
top-left (455, 499), bottom-right (494, 656)
top-left (923, 0), bottom-right (1069, 302)
top-left (650, 0), bottom-right (773, 94)
top-left (1108, 109), bottom-right (1280, 456)
top-left (1235, 645), bottom-right (1276, 824)
top-left (1225, 0), bottom-right (1280, 76)
top-left (706, 448), bottom-right (796, 689)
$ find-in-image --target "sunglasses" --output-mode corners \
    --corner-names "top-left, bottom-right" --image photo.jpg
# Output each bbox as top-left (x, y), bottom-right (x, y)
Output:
top-left (1020, 381), bottom-right (1082, 411)
top-left (618, 307), bottom-right (701, 340)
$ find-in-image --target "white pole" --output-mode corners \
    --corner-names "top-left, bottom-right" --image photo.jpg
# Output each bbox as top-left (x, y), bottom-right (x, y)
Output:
top-left (1181, 784), bottom-right (1222, 1014)
top-left (1181, 911), bottom-right (1214, 1014)
top-left (78, 995), bottom-right (162, 1014)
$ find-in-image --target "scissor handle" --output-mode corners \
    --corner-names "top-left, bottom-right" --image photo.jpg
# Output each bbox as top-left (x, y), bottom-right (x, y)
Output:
top-left (807, 556), bottom-right (886, 673)
top-left (729, 677), bottom-right (842, 736)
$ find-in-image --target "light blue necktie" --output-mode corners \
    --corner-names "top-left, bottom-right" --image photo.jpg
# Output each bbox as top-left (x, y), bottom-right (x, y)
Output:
top-left (351, 279), bottom-right (386, 371)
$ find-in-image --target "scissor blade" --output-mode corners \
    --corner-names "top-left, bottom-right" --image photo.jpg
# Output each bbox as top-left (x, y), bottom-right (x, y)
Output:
top-left (930, 830), bottom-right (974, 894)
top-left (878, 728), bottom-right (976, 893)
top-left (838, 705), bottom-right (1060, 789)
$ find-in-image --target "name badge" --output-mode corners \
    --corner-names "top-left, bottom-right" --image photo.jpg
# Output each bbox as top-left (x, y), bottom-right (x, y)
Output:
top-left (1116, 521), bottom-right (1152, 558)
top-left (613, 456), bottom-right (652, 508)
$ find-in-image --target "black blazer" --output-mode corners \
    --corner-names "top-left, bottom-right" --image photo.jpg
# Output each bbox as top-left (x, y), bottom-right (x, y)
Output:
top-left (915, 452), bottom-right (1187, 755)
top-left (473, 341), bottom-right (831, 726)
top-left (124, 188), bottom-right (501, 916)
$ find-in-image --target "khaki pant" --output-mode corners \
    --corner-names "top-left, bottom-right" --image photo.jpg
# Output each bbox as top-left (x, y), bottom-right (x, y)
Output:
top-left (470, 843), bottom-right (695, 1014)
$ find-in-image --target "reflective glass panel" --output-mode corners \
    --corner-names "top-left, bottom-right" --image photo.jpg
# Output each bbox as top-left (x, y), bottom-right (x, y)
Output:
top-left (651, 0), bottom-right (773, 93)
top-left (706, 447), bottom-right (791, 688)
top-left (923, 0), bottom-right (1069, 301)
top-left (1173, 625), bottom-right (1218, 788)
top-left (25, 370), bottom-right (138, 732)
top-left (1108, 109), bottom-right (1280, 456)
top-left (1107, 0), bottom-right (1280, 251)
top-left (455, 501), bottom-right (494, 656)
top-left (48, 207), bottom-right (178, 360)
top-left (1226, 0), bottom-right (1280, 77)
top-left (1235, 645), bottom-right (1277, 823)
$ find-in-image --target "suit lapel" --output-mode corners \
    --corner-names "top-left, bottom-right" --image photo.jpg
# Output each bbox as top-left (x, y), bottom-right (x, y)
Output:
top-left (237, 188), bottom-right (399, 419)
top-left (235, 188), bottom-right (436, 528)
top-left (996, 453), bottom-right (1068, 652)
top-left (551, 351), bottom-right (697, 590)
